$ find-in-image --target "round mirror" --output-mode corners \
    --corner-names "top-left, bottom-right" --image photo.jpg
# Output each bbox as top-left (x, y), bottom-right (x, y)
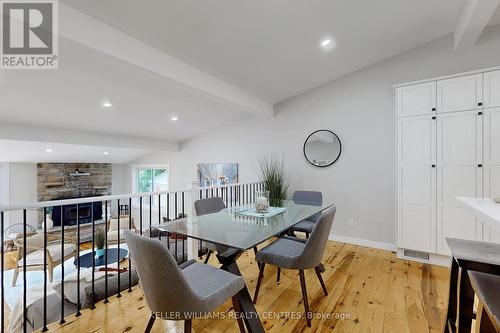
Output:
top-left (303, 130), bottom-right (342, 167)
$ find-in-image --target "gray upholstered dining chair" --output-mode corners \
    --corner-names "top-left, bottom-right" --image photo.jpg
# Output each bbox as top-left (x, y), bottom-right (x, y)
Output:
top-left (289, 190), bottom-right (323, 239)
top-left (253, 206), bottom-right (336, 327)
top-left (123, 230), bottom-right (246, 333)
top-left (194, 197), bottom-right (227, 263)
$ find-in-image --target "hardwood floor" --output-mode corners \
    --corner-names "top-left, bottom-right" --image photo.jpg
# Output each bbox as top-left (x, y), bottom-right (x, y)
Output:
top-left (36, 241), bottom-right (450, 333)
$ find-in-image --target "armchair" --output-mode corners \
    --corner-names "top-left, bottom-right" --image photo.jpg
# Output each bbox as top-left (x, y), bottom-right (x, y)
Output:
top-left (12, 232), bottom-right (77, 286)
top-left (106, 216), bottom-right (138, 244)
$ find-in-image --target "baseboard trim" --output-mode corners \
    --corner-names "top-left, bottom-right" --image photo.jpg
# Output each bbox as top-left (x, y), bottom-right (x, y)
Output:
top-left (329, 234), bottom-right (397, 252)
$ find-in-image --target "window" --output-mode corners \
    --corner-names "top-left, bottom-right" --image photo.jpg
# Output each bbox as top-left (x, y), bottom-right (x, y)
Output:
top-left (136, 167), bottom-right (169, 193)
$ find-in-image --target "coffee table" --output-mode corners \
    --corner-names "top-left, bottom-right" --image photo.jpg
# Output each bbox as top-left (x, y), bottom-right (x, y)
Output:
top-left (74, 248), bottom-right (128, 268)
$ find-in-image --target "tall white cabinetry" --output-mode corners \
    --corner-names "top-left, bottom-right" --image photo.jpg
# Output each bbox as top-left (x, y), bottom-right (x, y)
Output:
top-left (396, 68), bottom-right (500, 262)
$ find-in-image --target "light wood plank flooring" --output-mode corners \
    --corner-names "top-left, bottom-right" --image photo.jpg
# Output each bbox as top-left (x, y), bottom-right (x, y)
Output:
top-left (34, 241), bottom-right (450, 332)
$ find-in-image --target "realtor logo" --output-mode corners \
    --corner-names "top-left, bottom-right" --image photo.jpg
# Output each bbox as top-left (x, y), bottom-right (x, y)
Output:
top-left (1, 0), bottom-right (58, 69)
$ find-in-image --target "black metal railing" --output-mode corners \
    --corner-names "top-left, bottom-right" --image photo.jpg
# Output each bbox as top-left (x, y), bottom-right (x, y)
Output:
top-left (0, 181), bottom-right (262, 332)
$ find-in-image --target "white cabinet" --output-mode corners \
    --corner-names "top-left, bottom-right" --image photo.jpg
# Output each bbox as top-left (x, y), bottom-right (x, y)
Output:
top-left (484, 107), bottom-right (500, 243)
top-left (397, 82), bottom-right (436, 117)
top-left (397, 115), bottom-right (436, 252)
top-left (437, 74), bottom-right (482, 113)
top-left (436, 111), bottom-right (483, 254)
top-left (483, 70), bottom-right (500, 109)
top-left (396, 67), bottom-right (500, 261)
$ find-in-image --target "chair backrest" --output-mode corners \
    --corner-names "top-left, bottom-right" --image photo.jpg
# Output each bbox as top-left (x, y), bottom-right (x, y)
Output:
top-left (108, 216), bottom-right (136, 231)
top-left (123, 230), bottom-right (199, 315)
top-left (292, 190), bottom-right (323, 222)
top-left (297, 206), bottom-right (336, 269)
top-left (15, 232), bottom-right (43, 254)
top-left (194, 197), bottom-right (226, 216)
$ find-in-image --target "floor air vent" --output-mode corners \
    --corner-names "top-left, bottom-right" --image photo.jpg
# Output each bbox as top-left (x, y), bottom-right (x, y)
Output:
top-left (403, 249), bottom-right (430, 261)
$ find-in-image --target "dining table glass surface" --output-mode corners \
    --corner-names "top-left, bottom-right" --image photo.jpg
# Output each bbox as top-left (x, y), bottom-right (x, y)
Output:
top-left (158, 200), bottom-right (334, 250)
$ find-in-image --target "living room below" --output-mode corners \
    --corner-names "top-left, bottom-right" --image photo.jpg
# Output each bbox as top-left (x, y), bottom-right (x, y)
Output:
top-left (0, 162), bottom-right (130, 230)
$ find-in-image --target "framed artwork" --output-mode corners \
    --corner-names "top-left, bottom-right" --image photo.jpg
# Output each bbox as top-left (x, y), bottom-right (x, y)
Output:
top-left (197, 163), bottom-right (238, 187)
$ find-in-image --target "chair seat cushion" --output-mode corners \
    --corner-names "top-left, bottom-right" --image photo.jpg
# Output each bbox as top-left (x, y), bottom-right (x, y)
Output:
top-left (19, 243), bottom-right (76, 266)
top-left (468, 271), bottom-right (500, 329)
top-left (446, 238), bottom-right (500, 266)
top-left (291, 220), bottom-right (316, 233)
top-left (256, 237), bottom-right (307, 269)
top-left (182, 262), bottom-right (244, 312)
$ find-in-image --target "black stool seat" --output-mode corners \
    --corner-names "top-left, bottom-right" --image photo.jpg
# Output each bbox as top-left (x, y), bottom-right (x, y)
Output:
top-left (468, 271), bottom-right (500, 332)
top-left (447, 238), bottom-right (500, 265)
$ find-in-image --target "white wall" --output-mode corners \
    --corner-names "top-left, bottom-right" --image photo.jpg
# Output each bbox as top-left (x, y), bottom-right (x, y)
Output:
top-left (0, 163), bottom-right (9, 205)
top-left (8, 163), bottom-right (38, 227)
top-left (111, 164), bottom-right (132, 195)
top-left (130, 26), bottom-right (500, 247)
top-left (0, 163), bottom-right (10, 226)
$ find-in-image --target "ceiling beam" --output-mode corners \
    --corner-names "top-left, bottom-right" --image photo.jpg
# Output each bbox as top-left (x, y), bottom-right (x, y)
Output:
top-left (454, 0), bottom-right (500, 50)
top-left (0, 123), bottom-right (180, 151)
top-left (58, 4), bottom-right (274, 119)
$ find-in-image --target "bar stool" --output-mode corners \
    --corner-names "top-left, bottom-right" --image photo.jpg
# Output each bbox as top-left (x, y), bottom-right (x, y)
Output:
top-left (445, 238), bottom-right (500, 333)
top-left (468, 271), bottom-right (500, 333)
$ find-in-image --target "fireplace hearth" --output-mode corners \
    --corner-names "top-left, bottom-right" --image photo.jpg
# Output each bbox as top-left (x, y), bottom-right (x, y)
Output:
top-left (51, 197), bottom-right (103, 226)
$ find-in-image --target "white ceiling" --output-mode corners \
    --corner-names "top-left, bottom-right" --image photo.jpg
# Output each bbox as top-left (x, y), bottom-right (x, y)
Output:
top-left (62, 0), bottom-right (467, 103)
top-left (0, 140), bottom-right (153, 163)
top-left (3, 0), bottom-right (500, 164)
top-left (0, 38), bottom-right (249, 144)
top-left (491, 5), bottom-right (500, 26)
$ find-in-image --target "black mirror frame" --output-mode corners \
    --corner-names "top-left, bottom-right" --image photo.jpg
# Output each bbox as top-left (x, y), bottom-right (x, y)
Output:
top-left (303, 129), bottom-right (342, 168)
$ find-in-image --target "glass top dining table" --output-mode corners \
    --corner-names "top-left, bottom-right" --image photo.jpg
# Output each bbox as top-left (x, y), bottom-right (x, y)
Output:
top-left (157, 199), bottom-right (333, 333)
top-left (157, 200), bottom-right (334, 250)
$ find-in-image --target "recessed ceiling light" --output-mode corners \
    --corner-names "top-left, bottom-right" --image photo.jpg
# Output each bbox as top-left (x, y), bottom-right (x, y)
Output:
top-left (102, 101), bottom-right (113, 108)
top-left (45, 148), bottom-right (52, 153)
top-left (319, 37), bottom-right (336, 51)
top-left (103, 152), bottom-right (109, 155)
top-left (171, 116), bottom-right (179, 121)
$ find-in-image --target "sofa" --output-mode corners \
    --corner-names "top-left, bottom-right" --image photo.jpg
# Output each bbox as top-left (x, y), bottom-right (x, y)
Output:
top-left (24, 270), bottom-right (139, 332)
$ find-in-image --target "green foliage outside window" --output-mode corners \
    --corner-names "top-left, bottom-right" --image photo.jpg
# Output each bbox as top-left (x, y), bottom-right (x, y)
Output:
top-left (137, 168), bottom-right (168, 193)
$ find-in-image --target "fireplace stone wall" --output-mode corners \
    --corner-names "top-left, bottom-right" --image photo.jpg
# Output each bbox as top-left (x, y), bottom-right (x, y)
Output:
top-left (37, 163), bottom-right (112, 201)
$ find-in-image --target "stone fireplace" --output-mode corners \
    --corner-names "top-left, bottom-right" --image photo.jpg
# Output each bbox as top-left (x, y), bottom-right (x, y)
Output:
top-left (37, 163), bottom-right (112, 201)
top-left (37, 163), bottom-right (112, 226)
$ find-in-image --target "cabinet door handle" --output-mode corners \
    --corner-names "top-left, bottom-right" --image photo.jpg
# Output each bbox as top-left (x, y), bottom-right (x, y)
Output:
top-left (432, 164), bottom-right (436, 168)
top-left (478, 111), bottom-right (483, 116)
top-left (432, 116), bottom-right (436, 120)
top-left (432, 107), bottom-right (436, 111)
top-left (478, 102), bottom-right (483, 106)
top-left (478, 164), bottom-right (483, 168)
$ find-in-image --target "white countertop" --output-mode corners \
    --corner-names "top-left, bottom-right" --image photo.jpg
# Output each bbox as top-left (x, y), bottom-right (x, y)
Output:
top-left (457, 197), bottom-right (500, 232)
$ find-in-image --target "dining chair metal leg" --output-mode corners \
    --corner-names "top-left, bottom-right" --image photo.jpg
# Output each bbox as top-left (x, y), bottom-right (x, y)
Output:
top-left (204, 250), bottom-right (212, 264)
top-left (184, 319), bottom-right (192, 333)
top-left (253, 246), bottom-right (258, 256)
top-left (315, 266), bottom-right (328, 296)
top-left (305, 232), bottom-right (309, 239)
top-left (145, 314), bottom-right (155, 333)
top-left (232, 295), bottom-right (246, 333)
top-left (299, 270), bottom-right (312, 327)
top-left (277, 267), bottom-right (281, 283)
top-left (253, 263), bottom-right (265, 304)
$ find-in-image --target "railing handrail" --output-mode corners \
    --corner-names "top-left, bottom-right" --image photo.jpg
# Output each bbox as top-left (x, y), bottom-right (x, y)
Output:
top-left (0, 181), bottom-right (262, 212)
